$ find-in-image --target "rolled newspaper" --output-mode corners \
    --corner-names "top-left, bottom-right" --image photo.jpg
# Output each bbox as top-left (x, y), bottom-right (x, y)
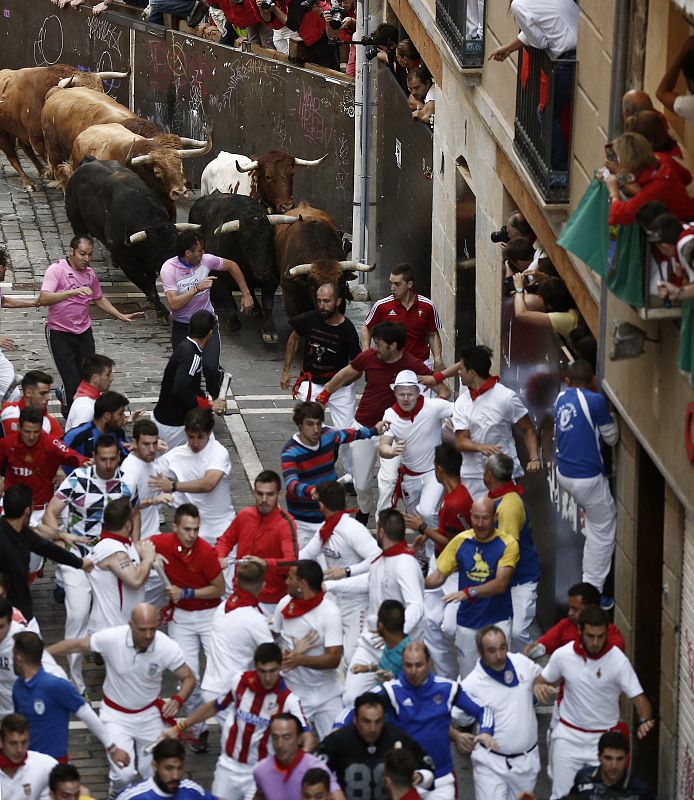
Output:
top-left (152, 559), bottom-right (172, 589)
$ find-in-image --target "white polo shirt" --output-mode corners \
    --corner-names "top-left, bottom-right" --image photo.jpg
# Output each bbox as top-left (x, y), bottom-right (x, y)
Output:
top-left (382, 398), bottom-right (454, 473)
top-left (89, 538), bottom-right (143, 633)
top-left (155, 439), bottom-right (234, 545)
top-left (121, 453), bottom-right (162, 538)
top-left (201, 604), bottom-right (273, 697)
top-left (90, 625), bottom-right (185, 710)
top-left (462, 652), bottom-right (541, 754)
top-left (541, 642), bottom-right (643, 731)
top-left (0, 750), bottom-right (57, 800)
top-left (272, 595), bottom-right (343, 706)
top-left (453, 383), bottom-right (527, 485)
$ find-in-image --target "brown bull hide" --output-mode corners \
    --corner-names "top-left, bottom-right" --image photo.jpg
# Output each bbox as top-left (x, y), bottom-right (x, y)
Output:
top-left (249, 150), bottom-right (297, 213)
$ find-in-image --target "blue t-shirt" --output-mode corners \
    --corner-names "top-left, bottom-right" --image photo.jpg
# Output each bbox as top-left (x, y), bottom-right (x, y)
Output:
top-left (492, 490), bottom-right (541, 586)
top-left (12, 668), bottom-right (84, 758)
top-left (116, 777), bottom-right (217, 800)
top-left (555, 387), bottom-right (612, 478)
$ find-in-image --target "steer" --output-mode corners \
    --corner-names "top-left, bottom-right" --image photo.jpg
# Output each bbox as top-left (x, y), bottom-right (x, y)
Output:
top-left (274, 200), bottom-right (374, 318)
top-left (65, 158), bottom-right (202, 317)
top-left (0, 65), bottom-right (129, 190)
top-left (200, 150), bottom-right (326, 212)
top-left (56, 122), bottom-right (211, 218)
top-left (189, 193), bottom-right (298, 343)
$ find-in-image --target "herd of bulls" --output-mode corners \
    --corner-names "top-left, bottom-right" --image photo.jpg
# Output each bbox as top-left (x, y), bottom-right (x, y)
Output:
top-left (0, 64), bottom-right (374, 342)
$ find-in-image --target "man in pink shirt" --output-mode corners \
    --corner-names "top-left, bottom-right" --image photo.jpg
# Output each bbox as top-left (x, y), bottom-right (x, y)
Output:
top-left (39, 236), bottom-right (143, 409)
top-left (159, 232), bottom-right (253, 400)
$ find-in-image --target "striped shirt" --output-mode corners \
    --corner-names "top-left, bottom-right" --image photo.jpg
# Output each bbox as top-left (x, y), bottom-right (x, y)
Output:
top-left (280, 425), bottom-right (377, 522)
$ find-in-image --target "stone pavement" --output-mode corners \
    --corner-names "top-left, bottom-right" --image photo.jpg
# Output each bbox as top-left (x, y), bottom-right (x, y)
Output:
top-left (0, 154), bottom-right (551, 799)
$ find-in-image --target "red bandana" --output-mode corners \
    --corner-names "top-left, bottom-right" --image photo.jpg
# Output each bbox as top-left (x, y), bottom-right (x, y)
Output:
top-left (488, 482), bottom-right (524, 499)
top-left (274, 749), bottom-right (305, 781)
top-left (73, 381), bottom-right (101, 401)
top-left (319, 511), bottom-right (347, 544)
top-left (469, 375), bottom-right (500, 401)
top-left (372, 541), bottom-right (416, 562)
top-left (0, 751), bottom-right (27, 770)
top-left (390, 395), bottom-right (424, 422)
top-left (224, 588), bottom-right (260, 613)
top-left (100, 531), bottom-right (131, 545)
top-left (239, 669), bottom-right (279, 698)
top-left (281, 591), bottom-right (325, 619)
top-left (573, 635), bottom-right (614, 661)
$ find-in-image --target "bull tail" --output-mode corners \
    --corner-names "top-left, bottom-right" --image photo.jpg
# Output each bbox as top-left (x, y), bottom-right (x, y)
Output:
top-left (49, 161), bottom-right (74, 193)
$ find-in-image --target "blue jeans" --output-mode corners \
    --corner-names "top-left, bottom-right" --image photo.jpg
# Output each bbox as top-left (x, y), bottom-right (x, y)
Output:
top-left (149, 0), bottom-right (197, 24)
top-left (550, 58), bottom-right (575, 172)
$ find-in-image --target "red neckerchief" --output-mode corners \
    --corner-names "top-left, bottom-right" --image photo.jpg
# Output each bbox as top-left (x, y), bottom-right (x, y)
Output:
top-left (241, 670), bottom-right (279, 698)
top-left (469, 376), bottom-right (500, 401)
top-left (389, 394), bottom-right (424, 422)
top-left (319, 511), bottom-right (347, 544)
top-left (274, 749), bottom-right (305, 781)
top-left (573, 635), bottom-right (614, 661)
top-left (73, 381), bottom-right (101, 401)
top-left (372, 541), bottom-right (415, 562)
top-left (224, 588), bottom-right (260, 613)
top-left (488, 482), bottom-right (524, 499)
top-left (100, 531), bottom-right (131, 545)
top-left (0, 751), bottom-right (27, 770)
top-left (281, 591), bottom-right (325, 619)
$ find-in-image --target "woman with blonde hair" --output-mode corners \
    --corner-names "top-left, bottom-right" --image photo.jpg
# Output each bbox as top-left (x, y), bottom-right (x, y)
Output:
top-left (624, 109), bottom-right (691, 185)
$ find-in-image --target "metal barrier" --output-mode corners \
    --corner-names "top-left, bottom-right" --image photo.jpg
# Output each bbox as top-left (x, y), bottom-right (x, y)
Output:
top-left (435, 0), bottom-right (485, 68)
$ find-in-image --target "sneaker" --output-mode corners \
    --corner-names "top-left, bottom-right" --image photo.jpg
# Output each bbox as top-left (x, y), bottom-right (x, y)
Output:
top-left (186, 0), bottom-right (209, 27)
top-left (53, 585), bottom-right (65, 604)
top-left (93, 653), bottom-right (104, 666)
top-left (600, 595), bottom-right (615, 611)
top-left (189, 730), bottom-right (209, 754)
top-left (355, 510), bottom-right (369, 526)
top-left (54, 385), bottom-right (68, 418)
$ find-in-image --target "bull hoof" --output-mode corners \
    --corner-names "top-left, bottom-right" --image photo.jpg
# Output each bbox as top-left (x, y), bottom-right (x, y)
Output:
top-left (21, 181), bottom-right (36, 192)
top-left (155, 308), bottom-right (171, 325)
top-left (262, 331), bottom-right (279, 345)
top-left (226, 316), bottom-right (242, 334)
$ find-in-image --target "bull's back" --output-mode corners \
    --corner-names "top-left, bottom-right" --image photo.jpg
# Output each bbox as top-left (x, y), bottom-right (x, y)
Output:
top-left (71, 123), bottom-right (149, 166)
top-left (200, 152), bottom-right (253, 195)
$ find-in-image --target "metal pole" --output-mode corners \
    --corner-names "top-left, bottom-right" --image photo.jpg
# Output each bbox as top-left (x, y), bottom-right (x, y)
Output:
top-left (351, 0), bottom-right (371, 283)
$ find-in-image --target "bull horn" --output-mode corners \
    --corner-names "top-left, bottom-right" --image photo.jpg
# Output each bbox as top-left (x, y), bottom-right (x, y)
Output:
top-left (94, 69), bottom-right (131, 79)
top-left (124, 139), bottom-right (137, 166)
top-left (287, 263), bottom-right (312, 277)
top-left (236, 159), bottom-right (259, 173)
top-left (178, 133), bottom-right (213, 160)
top-left (266, 215), bottom-right (298, 225)
top-left (294, 154), bottom-right (328, 167)
top-left (214, 220), bottom-right (241, 235)
top-left (339, 260), bottom-right (375, 272)
top-left (57, 75), bottom-right (76, 89)
top-left (130, 153), bottom-right (153, 166)
top-left (178, 128), bottom-right (212, 148)
top-left (174, 223), bottom-right (202, 232)
top-left (129, 231), bottom-right (147, 244)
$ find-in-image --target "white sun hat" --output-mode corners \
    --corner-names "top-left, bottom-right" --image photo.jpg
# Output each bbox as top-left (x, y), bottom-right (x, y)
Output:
top-left (390, 369), bottom-right (422, 392)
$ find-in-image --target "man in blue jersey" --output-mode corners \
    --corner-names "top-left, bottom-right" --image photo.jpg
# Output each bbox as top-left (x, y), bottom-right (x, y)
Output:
top-left (554, 360), bottom-right (618, 608)
top-left (61, 392), bottom-right (131, 470)
top-left (115, 739), bottom-right (215, 800)
top-left (483, 453), bottom-right (541, 650)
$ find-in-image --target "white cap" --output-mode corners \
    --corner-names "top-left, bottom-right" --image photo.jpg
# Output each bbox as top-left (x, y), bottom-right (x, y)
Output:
top-left (390, 369), bottom-right (421, 392)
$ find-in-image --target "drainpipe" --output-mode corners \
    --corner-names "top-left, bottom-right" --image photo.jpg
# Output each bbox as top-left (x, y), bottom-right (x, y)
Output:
top-left (351, 0), bottom-right (371, 286)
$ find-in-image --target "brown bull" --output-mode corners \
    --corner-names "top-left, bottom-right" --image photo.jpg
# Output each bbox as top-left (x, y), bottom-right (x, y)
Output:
top-left (274, 201), bottom-right (373, 318)
top-left (55, 122), bottom-right (211, 218)
top-left (0, 64), bottom-right (128, 190)
top-left (236, 150), bottom-right (327, 212)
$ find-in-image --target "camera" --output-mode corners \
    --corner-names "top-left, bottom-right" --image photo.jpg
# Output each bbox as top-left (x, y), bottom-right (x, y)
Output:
top-left (300, 0), bottom-right (317, 10)
top-left (327, 0), bottom-right (344, 29)
top-left (503, 273), bottom-right (537, 297)
top-left (260, 1), bottom-right (273, 9)
top-left (491, 226), bottom-right (509, 244)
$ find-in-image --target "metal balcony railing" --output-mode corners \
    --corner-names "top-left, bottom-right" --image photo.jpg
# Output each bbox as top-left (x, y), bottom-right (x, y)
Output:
top-left (435, 0), bottom-right (485, 68)
top-left (513, 46), bottom-right (576, 203)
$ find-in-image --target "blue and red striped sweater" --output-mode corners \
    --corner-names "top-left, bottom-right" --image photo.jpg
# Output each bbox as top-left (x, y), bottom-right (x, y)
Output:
top-left (280, 425), bottom-right (377, 522)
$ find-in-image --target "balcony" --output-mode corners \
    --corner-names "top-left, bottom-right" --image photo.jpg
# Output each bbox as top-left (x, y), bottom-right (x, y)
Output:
top-left (513, 46), bottom-right (576, 203)
top-left (435, 0), bottom-right (485, 68)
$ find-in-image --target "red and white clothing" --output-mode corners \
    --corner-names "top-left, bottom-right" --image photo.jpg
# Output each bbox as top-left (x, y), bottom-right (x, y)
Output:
top-left (88, 532), bottom-right (143, 633)
top-left (271, 593), bottom-right (343, 738)
top-left (541, 640), bottom-right (644, 799)
top-left (364, 294), bottom-right (441, 362)
top-left (300, 511), bottom-right (380, 662)
top-left (89, 625), bottom-right (186, 793)
top-left (452, 381), bottom-right (528, 499)
top-left (0, 750), bottom-right (57, 800)
top-left (212, 670), bottom-right (308, 800)
top-left (0, 398), bottom-right (63, 439)
top-left (64, 381), bottom-right (100, 432)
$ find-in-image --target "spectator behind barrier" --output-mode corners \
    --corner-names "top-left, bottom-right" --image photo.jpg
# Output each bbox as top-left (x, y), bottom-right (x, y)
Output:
top-left (656, 35), bottom-right (694, 124)
top-left (394, 39), bottom-right (420, 94)
top-left (624, 110), bottom-right (692, 186)
top-left (258, 0), bottom-right (339, 70)
top-left (512, 275), bottom-right (579, 341)
top-left (407, 66), bottom-right (437, 126)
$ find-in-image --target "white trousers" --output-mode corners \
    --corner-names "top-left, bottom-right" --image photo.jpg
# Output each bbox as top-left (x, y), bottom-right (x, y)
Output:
top-left (100, 705), bottom-right (163, 793)
top-left (298, 380), bottom-right (356, 475)
top-left (511, 581), bottom-right (538, 650)
top-left (57, 565), bottom-right (91, 693)
top-left (309, 696), bottom-right (344, 740)
top-left (350, 430), bottom-right (381, 515)
top-left (336, 599), bottom-right (367, 665)
top-left (471, 745), bottom-right (540, 800)
top-left (460, 474), bottom-right (487, 501)
top-left (0, 351), bottom-right (18, 402)
top-left (419, 772), bottom-right (455, 800)
top-left (549, 724), bottom-right (601, 799)
top-left (455, 619), bottom-right (511, 680)
top-left (343, 630), bottom-right (384, 706)
top-left (295, 519), bottom-right (321, 550)
top-left (424, 572), bottom-right (459, 680)
top-left (401, 470), bottom-right (443, 529)
top-left (151, 413), bottom-right (187, 450)
top-left (556, 469), bottom-right (617, 593)
top-left (376, 453), bottom-right (401, 515)
top-left (212, 758), bottom-right (255, 800)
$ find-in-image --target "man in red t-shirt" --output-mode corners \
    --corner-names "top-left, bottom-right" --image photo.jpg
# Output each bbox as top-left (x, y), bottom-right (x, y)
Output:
top-left (256, 0), bottom-right (338, 69)
top-left (317, 322), bottom-right (450, 524)
top-left (0, 370), bottom-right (62, 439)
top-left (151, 503), bottom-right (224, 753)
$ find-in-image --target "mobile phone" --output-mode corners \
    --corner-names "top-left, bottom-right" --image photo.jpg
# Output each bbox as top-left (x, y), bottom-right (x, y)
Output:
top-left (604, 142), bottom-right (617, 163)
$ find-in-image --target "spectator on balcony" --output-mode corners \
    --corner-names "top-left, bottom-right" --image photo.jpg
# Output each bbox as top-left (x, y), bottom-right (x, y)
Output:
top-left (259, 0), bottom-right (338, 68)
top-left (624, 110), bottom-right (692, 186)
top-left (512, 274), bottom-right (579, 341)
top-left (394, 39), bottom-right (421, 94)
top-left (649, 213), bottom-right (694, 303)
top-left (149, 0), bottom-right (209, 27)
top-left (407, 66), bottom-right (437, 125)
top-left (602, 132), bottom-right (694, 226)
top-left (213, 0), bottom-right (274, 46)
top-left (371, 24), bottom-right (399, 71)
top-left (621, 89), bottom-right (654, 121)
top-left (656, 35), bottom-right (694, 123)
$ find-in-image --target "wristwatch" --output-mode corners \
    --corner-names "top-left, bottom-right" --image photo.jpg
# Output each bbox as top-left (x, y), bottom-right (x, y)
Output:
top-left (171, 479), bottom-right (178, 492)
top-left (417, 522), bottom-right (427, 534)
top-left (468, 587), bottom-right (478, 598)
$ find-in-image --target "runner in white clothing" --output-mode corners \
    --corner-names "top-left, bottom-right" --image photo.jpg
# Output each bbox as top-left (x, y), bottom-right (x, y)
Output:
top-left (533, 606), bottom-right (655, 799)
top-left (299, 481), bottom-right (380, 663)
top-left (460, 626), bottom-right (541, 799)
top-left (271, 561), bottom-right (343, 739)
top-left (325, 509), bottom-right (425, 706)
top-left (88, 498), bottom-right (155, 633)
top-left (47, 604), bottom-right (196, 797)
top-left (64, 354), bottom-right (114, 432)
top-left (0, 714), bottom-right (56, 800)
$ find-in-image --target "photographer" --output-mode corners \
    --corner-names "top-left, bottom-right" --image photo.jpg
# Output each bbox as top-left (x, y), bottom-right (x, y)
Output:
top-left (218, 0), bottom-right (274, 47)
top-left (258, 0), bottom-right (338, 68)
top-left (512, 274), bottom-right (579, 341)
top-left (322, 0), bottom-right (356, 75)
top-left (394, 38), bottom-right (420, 93)
top-left (407, 65), bottom-right (437, 125)
top-left (365, 23), bottom-right (399, 70)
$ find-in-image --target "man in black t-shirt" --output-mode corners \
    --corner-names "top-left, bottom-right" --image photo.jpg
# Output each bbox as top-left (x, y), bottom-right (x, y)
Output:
top-left (281, 282), bottom-right (360, 475)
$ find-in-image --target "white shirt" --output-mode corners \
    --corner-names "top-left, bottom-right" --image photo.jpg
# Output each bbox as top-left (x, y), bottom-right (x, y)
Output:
top-left (0, 750), bottom-right (56, 800)
top-left (382, 398), bottom-right (453, 473)
top-left (121, 453), bottom-right (162, 538)
top-left (452, 383), bottom-right (528, 484)
top-left (201, 604), bottom-right (273, 697)
top-left (271, 595), bottom-right (343, 707)
top-left (88, 538), bottom-right (143, 633)
top-left (64, 396), bottom-right (95, 432)
top-left (90, 625), bottom-right (185, 709)
top-left (674, 94), bottom-right (694, 122)
top-left (512, 0), bottom-right (579, 59)
top-left (541, 641), bottom-right (644, 731)
top-left (156, 439), bottom-right (234, 544)
top-left (461, 653), bottom-right (541, 753)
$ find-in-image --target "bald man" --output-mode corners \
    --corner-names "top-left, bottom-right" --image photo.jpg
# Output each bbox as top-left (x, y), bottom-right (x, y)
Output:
top-left (48, 604), bottom-right (196, 796)
top-left (425, 497), bottom-right (519, 678)
top-left (622, 89), bottom-right (653, 121)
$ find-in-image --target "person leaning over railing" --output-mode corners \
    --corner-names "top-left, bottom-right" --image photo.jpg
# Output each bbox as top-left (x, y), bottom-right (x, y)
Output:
top-left (624, 109), bottom-right (692, 187)
top-left (406, 66), bottom-right (437, 126)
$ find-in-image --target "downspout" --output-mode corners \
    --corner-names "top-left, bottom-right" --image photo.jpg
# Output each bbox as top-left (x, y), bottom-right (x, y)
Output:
top-left (351, 0), bottom-right (371, 285)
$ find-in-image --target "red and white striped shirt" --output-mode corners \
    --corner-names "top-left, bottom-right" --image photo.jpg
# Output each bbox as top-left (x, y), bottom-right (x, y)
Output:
top-left (217, 671), bottom-right (308, 767)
